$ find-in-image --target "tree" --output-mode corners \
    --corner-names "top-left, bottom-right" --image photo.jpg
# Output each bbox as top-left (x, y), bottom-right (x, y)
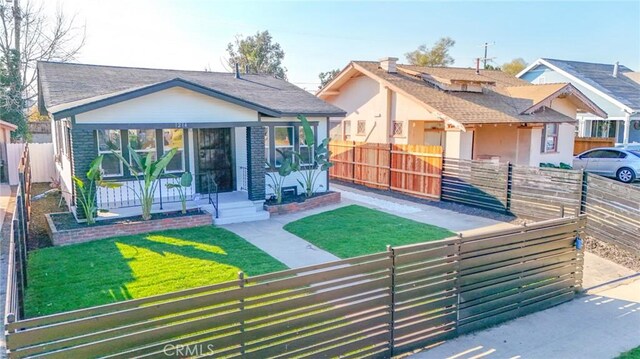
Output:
top-left (484, 64), bottom-right (500, 71)
top-left (318, 69), bottom-right (340, 89)
top-left (405, 37), bottom-right (456, 67)
top-left (502, 58), bottom-right (527, 76)
top-left (0, 0), bottom-right (85, 139)
top-left (226, 30), bottom-right (287, 79)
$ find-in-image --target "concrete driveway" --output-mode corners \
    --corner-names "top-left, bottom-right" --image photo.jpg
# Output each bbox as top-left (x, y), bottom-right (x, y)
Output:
top-left (411, 277), bottom-right (640, 359)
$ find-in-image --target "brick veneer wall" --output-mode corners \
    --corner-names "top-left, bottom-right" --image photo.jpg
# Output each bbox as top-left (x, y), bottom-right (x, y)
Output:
top-left (247, 126), bottom-right (266, 201)
top-left (264, 191), bottom-right (341, 215)
top-left (46, 212), bottom-right (213, 246)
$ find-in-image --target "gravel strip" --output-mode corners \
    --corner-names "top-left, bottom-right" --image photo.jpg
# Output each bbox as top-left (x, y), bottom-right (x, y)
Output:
top-left (584, 236), bottom-right (640, 272)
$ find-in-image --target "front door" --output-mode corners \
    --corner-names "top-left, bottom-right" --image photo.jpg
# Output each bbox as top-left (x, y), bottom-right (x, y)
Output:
top-left (196, 128), bottom-right (233, 193)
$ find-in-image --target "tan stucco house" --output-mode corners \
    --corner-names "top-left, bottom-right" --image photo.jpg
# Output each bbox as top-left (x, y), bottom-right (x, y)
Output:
top-left (318, 58), bottom-right (606, 166)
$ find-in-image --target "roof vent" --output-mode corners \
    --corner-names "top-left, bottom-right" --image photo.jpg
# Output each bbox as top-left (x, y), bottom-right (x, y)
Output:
top-left (235, 63), bottom-right (240, 79)
top-left (613, 61), bottom-right (619, 77)
top-left (380, 57), bottom-right (398, 73)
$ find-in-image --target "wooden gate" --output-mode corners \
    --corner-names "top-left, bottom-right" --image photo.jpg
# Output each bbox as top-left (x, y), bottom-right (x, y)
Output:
top-left (329, 141), bottom-right (443, 199)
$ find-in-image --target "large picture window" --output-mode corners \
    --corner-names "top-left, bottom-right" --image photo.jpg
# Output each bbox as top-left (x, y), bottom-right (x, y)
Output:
top-left (96, 129), bottom-right (123, 177)
top-left (274, 126), bottom-right (295, 167)
top-left (128, 129), bottom-right (157, 172)
top-left (299, 126), bottom-right (314, 165)
top-left (163, 129), bottom-right (185, 173)
top-left (542, 123), bottom-right (559, 153)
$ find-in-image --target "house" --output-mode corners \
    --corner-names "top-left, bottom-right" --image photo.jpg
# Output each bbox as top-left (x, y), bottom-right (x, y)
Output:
top-left (318, 57), bottom-right (606, 166)
top-left (518, 58), bottom-right (640, 146)
top-left (0, 120), bottom-right (17, 183)
top-left (37, 61), bottom-right (345, 224)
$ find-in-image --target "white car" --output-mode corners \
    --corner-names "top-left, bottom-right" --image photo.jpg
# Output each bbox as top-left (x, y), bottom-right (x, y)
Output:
top-left (573, 147), bottom-right (640, 183)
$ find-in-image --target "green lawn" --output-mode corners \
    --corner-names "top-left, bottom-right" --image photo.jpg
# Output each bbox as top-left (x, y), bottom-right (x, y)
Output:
top-left (617, 347), bottom-right (640, 359)
top-left (25, 226), bottom-right (287, 317)
top-left (283, 205), bottom-right (454, 258)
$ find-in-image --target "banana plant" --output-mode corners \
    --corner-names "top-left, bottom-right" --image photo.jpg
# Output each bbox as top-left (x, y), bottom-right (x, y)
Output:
top-left (294, 114), bottom-right (333, 197)
top-left (112, 146), bottom-right (177, 220)
top-left (165, 172), bottom-right (193, 214)
top-left (72, 155), bottom-right (122, 225)
top-left (266, 149), bottom-right (299, 204)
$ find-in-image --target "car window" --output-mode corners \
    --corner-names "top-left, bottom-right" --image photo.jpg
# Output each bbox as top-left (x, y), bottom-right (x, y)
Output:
top-left (582, 150), bottom-right (624, 159)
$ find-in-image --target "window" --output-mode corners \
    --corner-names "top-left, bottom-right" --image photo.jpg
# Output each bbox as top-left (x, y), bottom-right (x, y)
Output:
top-left (392, 121), bottom-right (403, 137)
top-left (274, 126), bottom-right (295, 167)
top-left (128, 129), bottom-right (157, 172)
top-left (542, 123), bottom-right (559, 153)
top-left (590, 120), bottom-right (616, 138)
top-left (96, 129), bottom-right (123, 177)
top-left (264, 126), bottom-right (270, 167)
top-left (343, 120), bottom-right (351, 140)
top-left (162, 129), bottom-right (185, 173)
top-left (64, 124), bottom-right (71, 160)
top-left (357, 120), bottom-right (366, 135)
top-left (299, 126), bottom-right (314, 165)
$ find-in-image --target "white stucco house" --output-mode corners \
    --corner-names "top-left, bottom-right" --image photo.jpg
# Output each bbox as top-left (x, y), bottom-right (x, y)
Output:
top-left (518, 58), bottom-right (640, 147)
top-left (318, 58), bottom-right (605, 166)
top-left (37, 61), bottom-right (344, 224)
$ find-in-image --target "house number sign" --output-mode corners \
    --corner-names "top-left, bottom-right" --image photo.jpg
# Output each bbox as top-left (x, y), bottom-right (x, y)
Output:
top-left (175, 123), bottom-right (188, 128)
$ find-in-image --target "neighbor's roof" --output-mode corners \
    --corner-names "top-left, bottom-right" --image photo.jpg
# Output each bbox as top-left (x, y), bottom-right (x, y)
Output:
top-left (330, 61), bottom-right (590, 125)
top-left (37, 61), bottom-right (346, 119)
top-left (398, 64), bottom-right (529, 87)
top-left (521, 58), bottom-right (640, 111)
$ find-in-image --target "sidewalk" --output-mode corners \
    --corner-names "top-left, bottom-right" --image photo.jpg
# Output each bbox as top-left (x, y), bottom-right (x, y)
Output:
top-left (411, 277), bottom-right (640, 359)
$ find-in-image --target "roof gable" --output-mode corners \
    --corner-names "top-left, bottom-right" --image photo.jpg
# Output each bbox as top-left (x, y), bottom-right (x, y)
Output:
top-left (519, 58), bottom-right (640, 112)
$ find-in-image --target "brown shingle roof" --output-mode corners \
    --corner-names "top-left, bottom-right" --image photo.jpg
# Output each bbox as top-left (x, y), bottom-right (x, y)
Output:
top-left (397, 65), bottom-right (530, 87)
top-left (353, 61), bottom-right (575, 125)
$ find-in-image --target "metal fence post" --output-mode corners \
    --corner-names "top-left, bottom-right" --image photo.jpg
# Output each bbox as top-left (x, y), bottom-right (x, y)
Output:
top-left (505, 162), bottom-right (513, 214)
top-left (579, 169), bottom-right (588, 215)
top-left (238, 271), bottom-right (245, 357)
top-left (386, 245), bottom-right (395, 357)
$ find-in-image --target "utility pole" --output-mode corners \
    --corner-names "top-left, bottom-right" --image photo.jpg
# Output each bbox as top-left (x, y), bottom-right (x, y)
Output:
top-left (483, 42), bottom-right (488, 69)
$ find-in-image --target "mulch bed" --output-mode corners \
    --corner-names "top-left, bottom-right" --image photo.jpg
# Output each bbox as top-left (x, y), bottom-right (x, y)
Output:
top-left (584, 236), bottom-right (640, 272)
top-left (264, 191), bottom-right (334, 206)
top-left (28, 183), bottom-right (66, 249)
top-left (50, 208), bottom-right (206, 231)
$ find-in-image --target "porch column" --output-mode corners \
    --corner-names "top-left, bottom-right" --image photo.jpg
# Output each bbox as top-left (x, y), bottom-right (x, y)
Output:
top-left (622, 112), bottom-right (631, 148)
top-left (70, 127), bottom-right (98, 219)
top-left (246, 126), bottom-right (265, 201)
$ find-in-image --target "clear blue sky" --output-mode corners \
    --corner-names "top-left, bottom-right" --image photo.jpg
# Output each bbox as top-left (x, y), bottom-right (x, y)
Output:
top-left (55, 0), bottom-right (640, 91)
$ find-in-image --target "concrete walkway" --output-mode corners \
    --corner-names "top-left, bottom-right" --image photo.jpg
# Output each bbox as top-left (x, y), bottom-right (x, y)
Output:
top-left (223, 185), bottom-right (513, 268)
top-left (411, 277), bottom-right (640, 359)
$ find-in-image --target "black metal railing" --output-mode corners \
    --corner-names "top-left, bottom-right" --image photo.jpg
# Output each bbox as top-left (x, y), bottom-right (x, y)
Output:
top-left (206, 172), bottom-right (219, 218)
top-left (96, 175), bottom-right (195, 210)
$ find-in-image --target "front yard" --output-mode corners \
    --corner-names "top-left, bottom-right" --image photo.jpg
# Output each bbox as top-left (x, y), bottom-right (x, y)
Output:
top-left (25, 225), bottom-right (287, 317)
top-left (283, 205), bottom-right (454, 258)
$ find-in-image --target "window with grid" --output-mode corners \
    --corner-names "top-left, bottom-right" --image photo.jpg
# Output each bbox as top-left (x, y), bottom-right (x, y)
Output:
top-left (128, 129), bottom-right (157, 172)
top-left (357, 120), bottom-right (366, 135)
top-left (542, 123), bottom-right (559, 153)
top-left (343, 121), bottom-right (351, 140)
top-left (162, 129), bottom-right (185, 173)
top-left (299, 126), bottom-right (314, 165)
top-left (96, 129), bottom-right (123, 177)
top-left (274, 126), bottom-right (295, 167)
top-left (392, 121), bottom-right (403, 137)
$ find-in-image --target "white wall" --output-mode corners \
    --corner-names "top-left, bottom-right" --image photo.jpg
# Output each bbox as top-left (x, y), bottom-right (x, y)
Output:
top-left (234, 127), bottom-right (248, 191)
top-left (529, 123), bottom-right (575, 166)
top-left (7, 143), bottom-right (56, 185)
top-left (445, 130), bottom-right (473, 160)
top-left (75, 87), bottom-right (258, 124)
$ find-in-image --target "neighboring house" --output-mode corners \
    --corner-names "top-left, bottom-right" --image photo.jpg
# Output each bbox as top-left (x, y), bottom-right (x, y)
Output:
top-left (518, 58), bottom-right (640, 146)
top-left (37, 61), bottom-right (344, 224)
top-left (0, 120), bottom-right (17, 183)
top-left (318, 58), bottom-right (605, 166)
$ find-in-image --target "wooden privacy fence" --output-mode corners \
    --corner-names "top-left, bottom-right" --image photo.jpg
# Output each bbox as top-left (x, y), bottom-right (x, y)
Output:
top-left (442, 158), bottom-right (584, 221)
top-left (573, 137), bottom-right (615, 155)
top-left (329, 140), bottom-right (443, 199)
top-left (583, 175), bottom-right (640, 253)
top-left (5, 145), bottom-right (31, 323)
top-left (5, 216), bottom-right (585, 358)
top-left (7, 142), bottom-right (55, 184)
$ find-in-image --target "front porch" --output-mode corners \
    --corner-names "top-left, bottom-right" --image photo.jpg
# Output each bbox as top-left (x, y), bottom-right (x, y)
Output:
top-left (96, 187), bottom-right (269, 225)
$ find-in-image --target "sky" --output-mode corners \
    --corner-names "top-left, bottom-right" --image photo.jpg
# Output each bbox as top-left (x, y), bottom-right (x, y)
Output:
top-left (40, 0), bottom-right (640, 91)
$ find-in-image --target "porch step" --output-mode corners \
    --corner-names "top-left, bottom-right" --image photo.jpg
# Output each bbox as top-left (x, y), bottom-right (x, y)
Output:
top-left (213, 210), bottom-right (270, 225)
top-left (202, 198), bottom-right (270, 225)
